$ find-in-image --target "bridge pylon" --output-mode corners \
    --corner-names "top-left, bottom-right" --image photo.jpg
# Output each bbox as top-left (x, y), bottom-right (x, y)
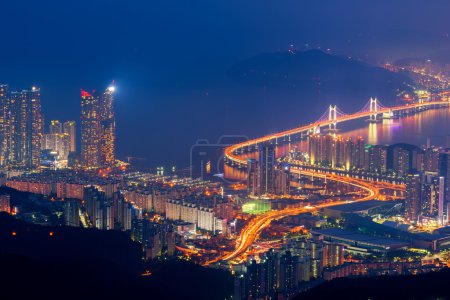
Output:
top-left (328, 105), bottom-right (338, 131)
top-left (365, 97), bottom-right (382, 122)
top-left (370, 97), bottom-right (378, 121)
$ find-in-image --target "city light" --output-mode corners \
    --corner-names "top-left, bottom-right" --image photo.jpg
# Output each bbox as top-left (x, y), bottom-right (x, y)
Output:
top-left (3, 4), bottom-right (450, 299)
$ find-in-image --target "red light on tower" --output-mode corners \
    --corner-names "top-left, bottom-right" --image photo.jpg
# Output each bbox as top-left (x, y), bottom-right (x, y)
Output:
top-left (81, 89), bottom-right (93, 98)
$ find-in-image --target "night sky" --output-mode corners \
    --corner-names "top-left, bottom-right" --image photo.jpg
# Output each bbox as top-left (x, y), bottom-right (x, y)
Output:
top-left (1, 0), bottom-right (450, 168)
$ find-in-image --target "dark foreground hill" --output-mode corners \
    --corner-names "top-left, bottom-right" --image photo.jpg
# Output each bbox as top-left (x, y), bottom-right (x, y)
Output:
top-left (0, 213), bottom-right (233, 300)
top-left (294, 268), bottom-right (450, 300)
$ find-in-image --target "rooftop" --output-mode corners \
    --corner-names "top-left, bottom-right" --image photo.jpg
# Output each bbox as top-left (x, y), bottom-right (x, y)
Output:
top-left (325, 200), bottom-right (396, 213)
top-left (313, 228), bottom-right (409, 248)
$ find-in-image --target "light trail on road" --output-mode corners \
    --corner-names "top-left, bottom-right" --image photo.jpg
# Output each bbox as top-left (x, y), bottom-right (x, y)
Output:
top-left (204, 169), bottom-right (380, 265)
top-left (205, 100), bottom-right (433, 266)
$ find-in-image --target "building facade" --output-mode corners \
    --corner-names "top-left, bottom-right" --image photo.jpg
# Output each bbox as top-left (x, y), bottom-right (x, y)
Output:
top-left (63, 121), bottom-right (76, 152)
top-left (81, 86), bottom-right (115, 168)
top-left (0, 86), bottom-right (43, 169)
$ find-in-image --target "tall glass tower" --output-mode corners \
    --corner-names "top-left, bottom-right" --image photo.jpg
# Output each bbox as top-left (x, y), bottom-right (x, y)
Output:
top-left (81, 90), bottom-right (101, 168)
top-left (81, 84), bottom-right (115, 169)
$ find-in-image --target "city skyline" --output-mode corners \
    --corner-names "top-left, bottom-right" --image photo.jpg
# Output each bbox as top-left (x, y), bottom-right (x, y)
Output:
top-left (4, 1), bottom-right (450, 300)
top-left (3, 0), bottom-right (450, 168)
top-left (0, 83), bottom-right (116, 170)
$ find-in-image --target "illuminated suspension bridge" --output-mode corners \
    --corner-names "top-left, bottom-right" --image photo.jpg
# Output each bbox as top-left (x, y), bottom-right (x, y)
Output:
top-left (224, 98), bottom-right (449, 168)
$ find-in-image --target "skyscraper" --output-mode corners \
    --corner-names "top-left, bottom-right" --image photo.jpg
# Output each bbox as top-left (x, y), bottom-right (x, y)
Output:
top-left (424, 148), bottom-right (439, 172)
top-left (42, 131), bottom-right (71, 160)
top-left (63, 121), bottom-right (76, 152)
top-left (27, 87), bottom-right (44, 168)
top-left (322, 242), bottom-right (344, 268)
top-left (439, 149), bottom-right (450, 204)
top-left (64, 199), bottom-right (80, 227)
top-left (80, 85), bottom-right (115, 169)
top-left (274, 163), bottom-right (290, 195)
top-left (1, 87), bottom-right (43, 168)
top-left (247, 158), bottom-right (260, 196)
top-left (308, 134), bottom-right (321, 165)
top-left (368, 145), bottom-right (388, 174)
top-left (353, 136), bottom-right (366, 170)
top-left (0, 84), bottom-right (8, 166)
top-left (99, 86), bottom-right (116, 166)
top-left (393, 147), bottom-right (410, 177)
top-left (405, 172), bottom-right (422, 223)
top-left (420, 173), bottom-right (444, 224)
top-left (81, 90), bottom-right (101, 168)
top-left (333, 135), bottom-right (346, 168)
top-left (259, 143), bottom-right (276, 195)
top-left (49, 120), bottom-right (62, 134)
top-left (438, 176), bottom-right (445, 225)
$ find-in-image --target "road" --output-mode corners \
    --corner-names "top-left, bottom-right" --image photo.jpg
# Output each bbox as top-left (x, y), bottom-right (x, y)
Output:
top-left (204, 169), bottom-right (381, 265)
top-left (225, 101), bottom-right (449, 166)
top-left (208, 99), bottom-right (423, 265)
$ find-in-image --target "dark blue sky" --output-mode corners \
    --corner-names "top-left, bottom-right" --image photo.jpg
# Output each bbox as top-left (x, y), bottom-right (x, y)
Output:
top-left (1, 0), bottom-right (450, 167)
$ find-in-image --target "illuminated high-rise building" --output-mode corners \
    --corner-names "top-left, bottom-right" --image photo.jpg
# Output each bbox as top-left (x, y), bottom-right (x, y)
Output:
top-left (393, 147), bottom-right (410, 177)
top-left (308, 134), bottom-right (335, 167)
top-left (344, 137), bottom-right (354, 170)
top-left (309, 134), bottom-right (368, 171)
top-left (0, 84), bottom-right (8, 166)
top-left (81, 90), bottom-right (101, 168)
top-left (438, 176), bottom-right (446, 225)
top-left (307, 238), bottom-right (324, 279)
top-left (99, 86), bottom-right (116, 166)
top-left (4, 87), bottom-right (44, 168)
top-left (84, 186), bottom-right (106, 229)
top-left (64, 199), bottom-right (80, 227)
top-left (424, 148), bottom-right (439, 172)
top-left (439, 149), bottom-right (450, 204)
top-left (321, 134), bottom-right (334, 167)
top-left (80, 85), bottom-right (115, 169)
top-left (323, 241), bottom-right (344, 268)
top-left (259, 143), bottom-right (275, 195)
top-left (308, 134), bottom-right (321, 165)
top-left (412, 149), bottom-right (425, 172)
top-left (333, 135), bottom-right (346, 168)
top-left (353, 137), bottom-right (366, 169)
top-left (247, 158), bottom-right (260, 196)
top-left (405, 172), bottom-right (422, 223)
top-left (28, 87), bottom-right (44, 168)
top-left (42, 131), bottom-right (71, 160)
top-left (420, 173), bottom-right (444, 224)
top-left (49, 120), bottom-right (62, 134)
top-left (368, 145), bottom-right (388, 174)
top-left (5, 90), bottom-right (19, 166)
top-left (63, 121), bottom-right (76, 152)
top-left (247, 145), bottom-right (276, 196)
top-left (274, 163), bottom-right (290, 195)
top-left (0, 85), bottom-right (43, 169)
